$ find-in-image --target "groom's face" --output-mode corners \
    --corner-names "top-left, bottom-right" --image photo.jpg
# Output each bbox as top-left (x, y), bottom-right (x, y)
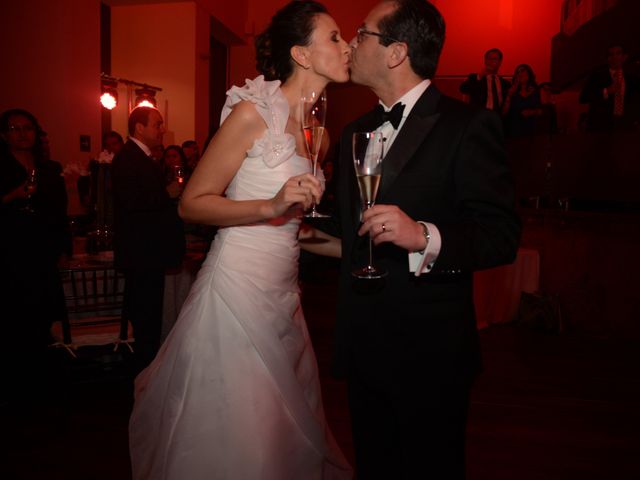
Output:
top-left (349, 2), bottom-right (396, 88)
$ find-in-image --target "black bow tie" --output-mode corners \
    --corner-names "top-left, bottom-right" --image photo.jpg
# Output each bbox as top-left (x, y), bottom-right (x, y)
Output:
top-left (374, 102), bottom-right (405, 129)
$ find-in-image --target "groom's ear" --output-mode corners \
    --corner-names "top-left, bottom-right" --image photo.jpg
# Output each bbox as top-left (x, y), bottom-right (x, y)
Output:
top-left (387, 42), bottom-right (409, 69)
top-left (291, 45), bottom-right (311, 70)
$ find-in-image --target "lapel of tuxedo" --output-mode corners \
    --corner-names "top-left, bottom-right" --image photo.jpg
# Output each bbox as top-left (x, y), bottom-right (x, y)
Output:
top-left (377, 85), bottom-right (442, 201)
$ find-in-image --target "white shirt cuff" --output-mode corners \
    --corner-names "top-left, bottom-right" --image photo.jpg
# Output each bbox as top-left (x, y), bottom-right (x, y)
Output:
top-left (408, 222), bottom-right (441, 276)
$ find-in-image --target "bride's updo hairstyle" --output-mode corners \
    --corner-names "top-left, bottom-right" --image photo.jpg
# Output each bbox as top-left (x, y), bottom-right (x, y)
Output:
top-left (255, 0), bottom-right (328, 82)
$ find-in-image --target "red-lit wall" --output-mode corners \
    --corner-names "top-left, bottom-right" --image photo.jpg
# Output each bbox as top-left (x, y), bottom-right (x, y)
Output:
top-left (231, 0), bottom-right (564, 85)
top-left (435, 0), bottom-right (564, 82)
top-left (227, 0), bottom-right (564, 142)
top-left (0, 0), bottom-right (102, 215)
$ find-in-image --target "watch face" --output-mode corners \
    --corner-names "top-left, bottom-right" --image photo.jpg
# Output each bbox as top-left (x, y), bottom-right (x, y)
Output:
top-left (418, 222), bottom-right (430, 254)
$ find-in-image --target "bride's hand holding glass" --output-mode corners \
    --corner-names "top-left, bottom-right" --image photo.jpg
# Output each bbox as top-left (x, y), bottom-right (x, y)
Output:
top-left (266, 173), bottom-right (323, 219)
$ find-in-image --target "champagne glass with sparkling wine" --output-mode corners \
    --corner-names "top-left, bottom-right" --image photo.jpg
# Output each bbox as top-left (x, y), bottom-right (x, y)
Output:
top-left (24, 168), bottom-right (37, 213)
top-left (301, 89), bottom-right (329, 218)
top-left (352, 131), bottom-right (387, 279)
top-left (174, 165), bottom-right (185, 184)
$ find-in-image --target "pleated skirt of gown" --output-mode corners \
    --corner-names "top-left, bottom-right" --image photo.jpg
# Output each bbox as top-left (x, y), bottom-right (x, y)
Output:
top-left (129, 224), bottom-right (352, 479)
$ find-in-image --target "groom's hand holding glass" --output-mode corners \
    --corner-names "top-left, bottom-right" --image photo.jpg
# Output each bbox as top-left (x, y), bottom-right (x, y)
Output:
top-left (358, 204), bottom-right (429, 252)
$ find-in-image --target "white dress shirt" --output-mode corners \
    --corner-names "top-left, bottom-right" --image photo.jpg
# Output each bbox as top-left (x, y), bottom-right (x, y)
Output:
top-left (602, 68), bottom-right (625, 116)
top-left (376, 79), bottom-right (442, 276)
top-left (485, 74), bottom-right (503, 110)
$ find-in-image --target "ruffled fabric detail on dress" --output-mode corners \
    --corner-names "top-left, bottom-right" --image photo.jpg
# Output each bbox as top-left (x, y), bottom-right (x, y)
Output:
top-left (221, 75), bottom-right (296, 168)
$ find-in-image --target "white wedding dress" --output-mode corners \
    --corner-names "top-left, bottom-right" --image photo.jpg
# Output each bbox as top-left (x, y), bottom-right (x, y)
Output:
top-left (129, 76), bottom-right (352, 480)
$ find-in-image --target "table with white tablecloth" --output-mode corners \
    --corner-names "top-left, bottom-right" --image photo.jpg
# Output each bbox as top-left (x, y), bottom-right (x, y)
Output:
top-left (473, 247), bottom-right (541, 329)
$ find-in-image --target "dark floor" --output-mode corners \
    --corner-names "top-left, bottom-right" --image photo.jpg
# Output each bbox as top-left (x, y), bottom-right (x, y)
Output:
top-left (3, 266), bottom-right (639, 479)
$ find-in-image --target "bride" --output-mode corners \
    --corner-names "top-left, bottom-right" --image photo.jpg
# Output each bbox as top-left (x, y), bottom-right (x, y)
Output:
top-left (128, 1), bottom-right (352, 478)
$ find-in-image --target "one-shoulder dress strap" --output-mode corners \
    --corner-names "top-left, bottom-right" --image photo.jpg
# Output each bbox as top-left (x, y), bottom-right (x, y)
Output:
top-left (220, 75), bottom-right (295, 168)
top-left (221, 75), bottom-right (289, 134)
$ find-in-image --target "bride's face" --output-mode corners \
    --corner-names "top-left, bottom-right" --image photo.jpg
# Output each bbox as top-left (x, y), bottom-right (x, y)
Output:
top-left (306, 13), bottom-right (350, 84)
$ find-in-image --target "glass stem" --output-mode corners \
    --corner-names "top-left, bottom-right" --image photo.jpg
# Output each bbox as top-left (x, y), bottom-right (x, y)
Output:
top-left (310, 156), bottom-right (318, 213)
top-left (368, 234), bottom-right (373, 270)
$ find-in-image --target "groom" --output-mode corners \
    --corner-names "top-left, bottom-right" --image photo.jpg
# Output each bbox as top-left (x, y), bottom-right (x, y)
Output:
top-left (334, 1), bottom-right (521, 478)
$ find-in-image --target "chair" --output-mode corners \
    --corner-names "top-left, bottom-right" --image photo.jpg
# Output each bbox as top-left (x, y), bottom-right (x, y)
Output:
top-left (50, 266), bottom-right (134, 358)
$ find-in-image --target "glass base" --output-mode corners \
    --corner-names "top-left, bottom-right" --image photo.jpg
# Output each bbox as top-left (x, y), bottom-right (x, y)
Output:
top-left (351, 265), bottom-right (388, 280)
top-left (304, 210), bottom-right (330, 218)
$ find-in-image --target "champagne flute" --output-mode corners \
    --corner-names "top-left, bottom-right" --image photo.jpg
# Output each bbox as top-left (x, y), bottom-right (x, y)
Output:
top-left (174, 165), bottom-right (185, 185)
top-left (352, 131), bottom-right (387, 279)
top-left (24, 168), bottom-right (37, 213)
top-left (301, 89), bottom-right (329, 218)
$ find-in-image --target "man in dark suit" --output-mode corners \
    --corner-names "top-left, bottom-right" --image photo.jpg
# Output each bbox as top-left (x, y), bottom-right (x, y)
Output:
top-left (335, 1), bottom-right (521, 478)
top-left (459, 48), bottom-right (511, 113)
top-left (579, 44), bottom-right (640, 132)
top-left (112, 107), bottom-right (185, 372)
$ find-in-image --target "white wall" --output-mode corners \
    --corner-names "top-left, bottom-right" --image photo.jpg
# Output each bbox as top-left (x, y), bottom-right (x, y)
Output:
top-left (111, 2), bottom-right (199, 147)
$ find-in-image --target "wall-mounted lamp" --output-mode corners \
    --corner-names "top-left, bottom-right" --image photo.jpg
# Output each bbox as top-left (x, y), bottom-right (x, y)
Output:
top-left (100, 79), bottom-right (119, 110)
top-left (134, 87), bottom-right (158, 108)
top-left (100, 73), bottom-right (162, 112)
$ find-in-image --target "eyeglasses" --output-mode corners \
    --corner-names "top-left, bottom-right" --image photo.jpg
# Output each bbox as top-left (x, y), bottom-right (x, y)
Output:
top-left (356, 27), bottom-right (401, 45)
top-left (5, 124), bottom-right (36, 133)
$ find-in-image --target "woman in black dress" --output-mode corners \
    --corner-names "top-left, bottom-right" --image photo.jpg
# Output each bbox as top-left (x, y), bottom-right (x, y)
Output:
top-left (502, 64), bottom-right (544, 138)
top-left (0, 109), bottom-right (69, 406)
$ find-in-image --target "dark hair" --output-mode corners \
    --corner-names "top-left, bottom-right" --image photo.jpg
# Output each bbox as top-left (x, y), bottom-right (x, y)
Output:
top-left (377, 0), bottom-right (445, 79)
top-left (485, 48), bottom-right (503, 60)
top-left (512, 63), bottom-right (537, 89)
top-left (606, 43), bottom-right (626, 55)
top-left (0, 108), bottom-right (45, 163)
top-left (255, 0), bottom-right (328, 82)
top-left (128, 106), bottom-right (156, 136)
top-left (162, 145), bottom-right (188, 167)
top-left (0, 108), bottom-right (41, 134)
top-left (103, 130), bottom-right (124, 146)
top-left (181, 140), bottom-right (197, 149)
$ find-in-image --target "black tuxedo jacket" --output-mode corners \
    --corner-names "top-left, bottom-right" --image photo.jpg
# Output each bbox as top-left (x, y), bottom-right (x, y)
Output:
top-left (459, 73), bottom-right (511, 111)
top-left (579, 66), bottom-right (640, 131)
top-left (334, 85), bottom-right (521, 383)
top-left (112, 140), bottom-right (185, 270)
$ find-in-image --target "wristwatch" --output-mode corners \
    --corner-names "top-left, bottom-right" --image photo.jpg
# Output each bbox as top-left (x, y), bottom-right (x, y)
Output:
top-left (417, 221), bottom-right (430, 255)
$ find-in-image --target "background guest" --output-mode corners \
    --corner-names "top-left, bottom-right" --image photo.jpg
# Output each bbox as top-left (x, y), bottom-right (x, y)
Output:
top-left (37, 129), bottom-right (72, 256)
top-left (160, 144), bottom-right (188, 188)
top-left (112, 107), bottom-right (185, 373)
top-left (579, 43), bottom-right (640, 132)
top-left (459, 48), bottom-right (512, 113)
top-left (0, 109), bottom-right (71, 257)
top-left (181, 139), bottom-right (199, 178)
top-left (77, 131), bottom-right (124, 217)
top-left (502, 63), bottom-right (543, 138)
top-left (103, 130), bottom-right (125, 156)
top-left (536, 81), bottom-right (559, 136)
top-left (0, 108), bottom-right (68, 409)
